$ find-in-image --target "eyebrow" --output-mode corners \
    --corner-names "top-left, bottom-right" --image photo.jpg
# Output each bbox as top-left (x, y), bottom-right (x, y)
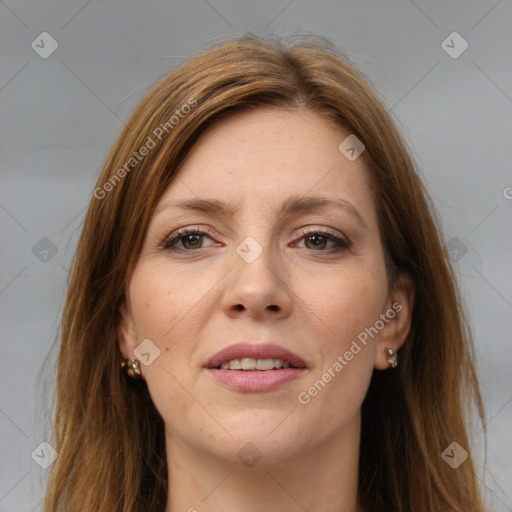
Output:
top-left (155, 195), bottom-right (367, 229)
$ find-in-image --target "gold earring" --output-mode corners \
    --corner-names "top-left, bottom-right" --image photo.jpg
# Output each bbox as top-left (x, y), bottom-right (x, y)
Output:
top-left (121, 357), bottom-right (143, 379)
top-left (386, 347), bottom-right (398, 368)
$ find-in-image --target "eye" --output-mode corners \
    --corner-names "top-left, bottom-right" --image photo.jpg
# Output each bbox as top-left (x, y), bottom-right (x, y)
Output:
top-left (159, 227), bottom-right (351, 254)
top-left (160, 227), bottom-right (217, 252)
top-left (293, 228), bottom-right (351, 252)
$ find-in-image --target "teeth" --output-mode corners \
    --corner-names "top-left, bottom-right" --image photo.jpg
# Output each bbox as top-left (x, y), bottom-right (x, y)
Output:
top-left (242, 357), bottom-right (256, 370)
top-left (219, 358), bottom-right (293, 370)
top-left (228, 359), bottom-right (241, 370)
top-left (256, 358), bottom-right (274, 370)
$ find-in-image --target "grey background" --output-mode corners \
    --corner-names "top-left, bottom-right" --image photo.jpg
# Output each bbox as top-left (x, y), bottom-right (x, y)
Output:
top-left (1, 0), bottom-right (511, 510)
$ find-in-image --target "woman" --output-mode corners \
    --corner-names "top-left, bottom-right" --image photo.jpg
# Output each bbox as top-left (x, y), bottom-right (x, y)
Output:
top-left (42, 34), bottom-right (488, 511)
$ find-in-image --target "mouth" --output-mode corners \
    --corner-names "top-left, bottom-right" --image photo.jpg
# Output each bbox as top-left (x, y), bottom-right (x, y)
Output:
top-left (203, 342), bottom-right (308, 370)
top-left (213, 357), bottom-right (303, 370)
top-left (203, 342), bottom-right (308, 392)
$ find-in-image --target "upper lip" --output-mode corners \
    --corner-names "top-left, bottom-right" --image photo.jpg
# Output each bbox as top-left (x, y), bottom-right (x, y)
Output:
top-left (204, 342), bottom-right (308, 369)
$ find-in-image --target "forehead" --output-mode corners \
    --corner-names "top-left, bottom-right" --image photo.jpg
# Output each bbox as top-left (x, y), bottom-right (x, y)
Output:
top-left (157, 107), bottom-right (374, 217)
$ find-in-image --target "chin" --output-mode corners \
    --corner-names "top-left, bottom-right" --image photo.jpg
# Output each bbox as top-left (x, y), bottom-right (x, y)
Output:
top-left (204, 421), bottom-right (305, 467)
top-left (216, 437), bottom-right (302, 469)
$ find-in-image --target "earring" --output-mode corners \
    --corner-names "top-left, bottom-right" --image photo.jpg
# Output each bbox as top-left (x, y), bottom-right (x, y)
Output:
top-left (121, 357), bottom-right (143, 379)
top-left (386, 347), bottom-right (398, 368)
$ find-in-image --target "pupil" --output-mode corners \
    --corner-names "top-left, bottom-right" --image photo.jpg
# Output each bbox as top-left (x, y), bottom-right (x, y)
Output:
top-left (307, 235), bottom-right (326, 249)
top-left (185, 234), bottom-right (201, 248)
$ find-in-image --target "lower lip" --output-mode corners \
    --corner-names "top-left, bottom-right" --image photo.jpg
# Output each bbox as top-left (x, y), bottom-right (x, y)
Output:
top-left (204, 368), bottom-right (307, 392)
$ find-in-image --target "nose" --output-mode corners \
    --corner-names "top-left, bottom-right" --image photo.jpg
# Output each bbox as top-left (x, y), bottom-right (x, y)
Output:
top-left (221, 243), bottom-right (293, 321)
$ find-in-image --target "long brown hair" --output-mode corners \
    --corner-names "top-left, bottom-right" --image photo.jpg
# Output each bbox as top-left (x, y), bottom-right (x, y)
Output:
top-left (40, 34), bottom-right (488, 511)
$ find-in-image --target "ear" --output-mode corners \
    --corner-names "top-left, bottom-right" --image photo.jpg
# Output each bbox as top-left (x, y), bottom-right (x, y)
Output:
top-left (117, 297), bottom-right (139, 359)
top-left (374, 272), bottom-right (415, 370)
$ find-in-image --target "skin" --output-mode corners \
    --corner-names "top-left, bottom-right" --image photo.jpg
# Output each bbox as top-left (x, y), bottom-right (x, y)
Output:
top-left (118, 107), bottom-right (414, 512)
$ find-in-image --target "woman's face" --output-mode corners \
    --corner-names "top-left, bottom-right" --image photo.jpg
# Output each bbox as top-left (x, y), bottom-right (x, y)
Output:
top-left (118, 107), bottom-right (412, 466)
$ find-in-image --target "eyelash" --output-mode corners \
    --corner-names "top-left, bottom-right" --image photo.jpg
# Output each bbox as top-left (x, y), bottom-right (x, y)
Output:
top-left (159, 227), bottom-right (351, 253)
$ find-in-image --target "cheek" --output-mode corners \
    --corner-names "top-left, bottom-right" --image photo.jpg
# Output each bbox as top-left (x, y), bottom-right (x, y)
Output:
top-left (126, 265), bottom-right (192, 426)
top-left (298, 349), bottom-right (374, 437)
top-left (125, 264), bottom-right (193, 401)
top-left (292, 256), bottom-right (385, 413)
top-left (128, 261), bottom-right (206, 339)
top-left (126, 262), bottom-right (214, 406)
top-left (295, 257), bottom-right (387, 345)
top-left (295, 272), bottom-right (379, 428)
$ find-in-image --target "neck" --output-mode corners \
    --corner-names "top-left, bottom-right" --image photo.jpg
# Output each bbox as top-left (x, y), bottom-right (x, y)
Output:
top-left (164, 413), bottom-right (365, 512)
